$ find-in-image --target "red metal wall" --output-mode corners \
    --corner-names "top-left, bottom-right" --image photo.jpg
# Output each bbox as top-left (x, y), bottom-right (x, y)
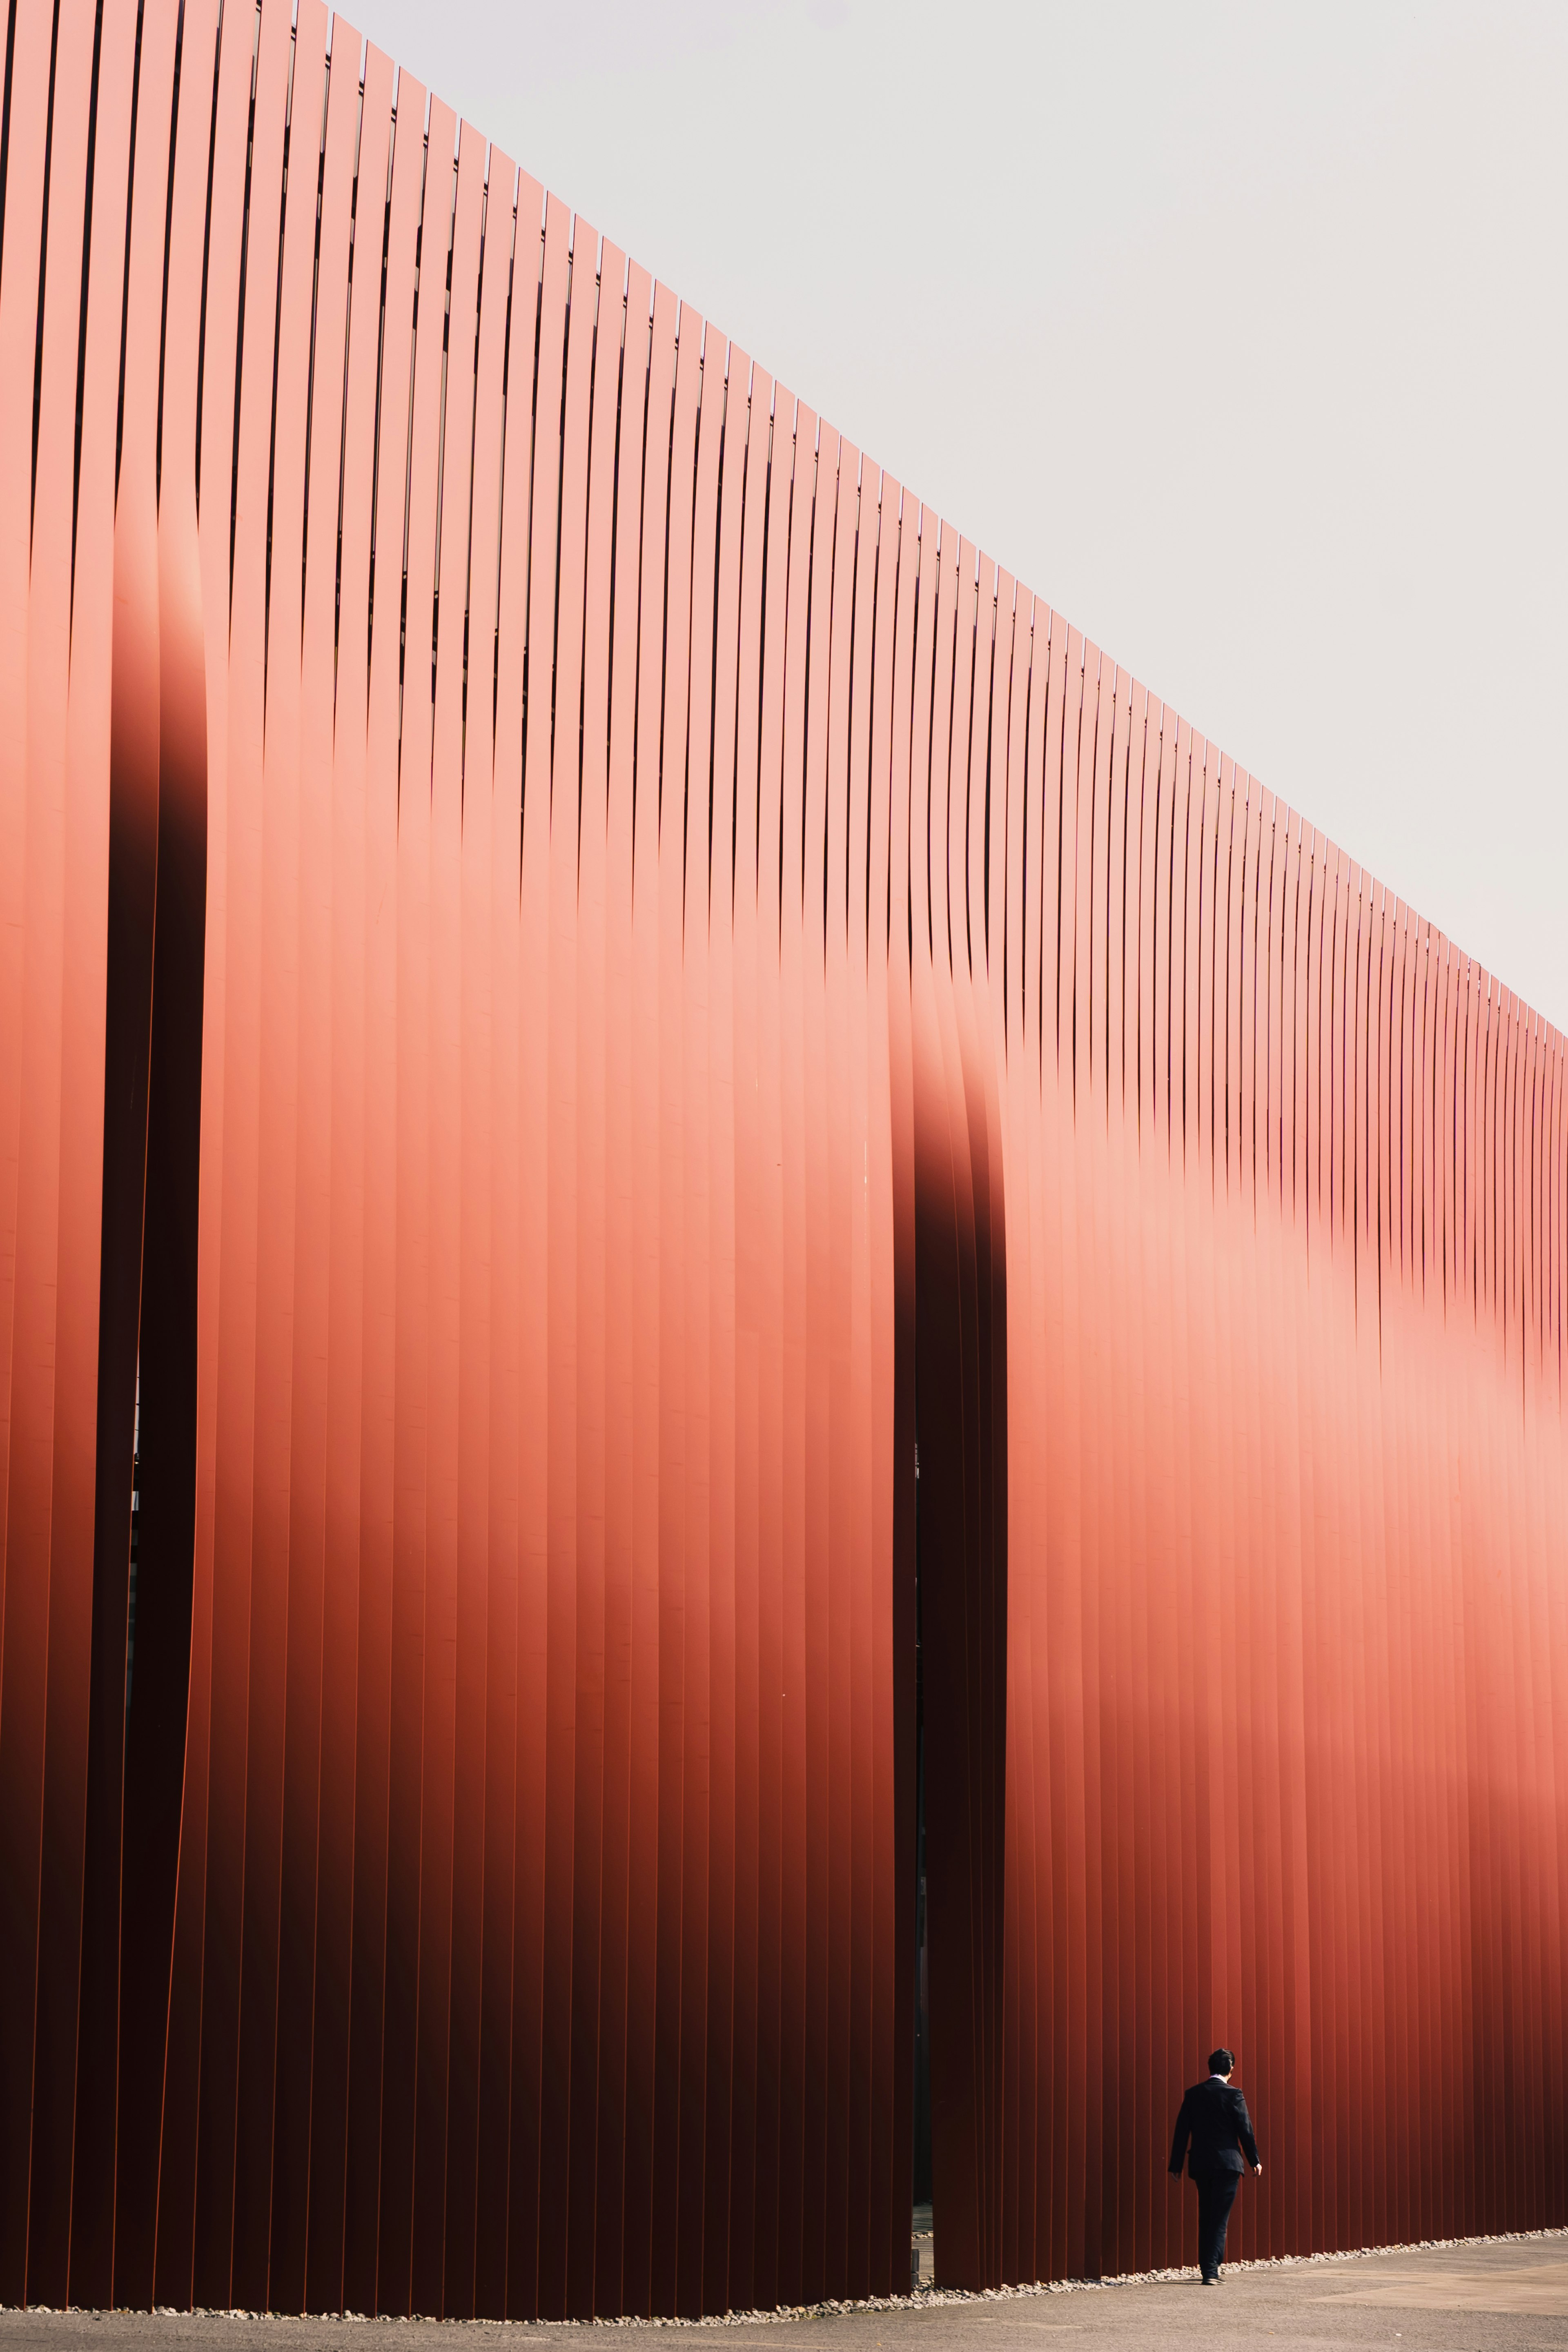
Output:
top-left (1, 0), bottom-right (1565, 2319)
top-left (996, 676), bottom-right (1568, 2282)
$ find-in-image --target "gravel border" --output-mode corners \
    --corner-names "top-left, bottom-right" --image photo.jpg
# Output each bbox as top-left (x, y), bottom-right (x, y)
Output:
top-left (8, 2227), bottom-right (1567, 2332)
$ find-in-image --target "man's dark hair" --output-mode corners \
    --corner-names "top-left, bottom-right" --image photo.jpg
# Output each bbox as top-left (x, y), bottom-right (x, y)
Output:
top-left (1208, 2047), bottom-right (1235, 2076)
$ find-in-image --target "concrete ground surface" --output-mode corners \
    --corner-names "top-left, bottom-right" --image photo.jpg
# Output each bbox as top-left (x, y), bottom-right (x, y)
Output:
top-left (6, 2234), bottom-right (1568, 2352)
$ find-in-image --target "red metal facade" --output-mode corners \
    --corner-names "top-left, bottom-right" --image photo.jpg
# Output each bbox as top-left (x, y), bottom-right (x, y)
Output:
top-left (2, 0), bottom-right (1566, 2319)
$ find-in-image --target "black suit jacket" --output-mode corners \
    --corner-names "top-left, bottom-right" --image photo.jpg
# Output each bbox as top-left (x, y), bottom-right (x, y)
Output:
top-left (1168, 2078), bottom-right (1260, 2177)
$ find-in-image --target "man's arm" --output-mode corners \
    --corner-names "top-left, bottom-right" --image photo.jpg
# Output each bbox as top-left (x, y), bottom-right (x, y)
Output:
top-left (1168, 2092), bottom-right (1192, 2177)
top-left (1233, 2091), bottom-right (1260, 2171)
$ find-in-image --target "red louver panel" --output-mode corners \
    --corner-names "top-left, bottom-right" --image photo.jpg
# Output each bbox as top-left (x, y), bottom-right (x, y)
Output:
top-left (2, 0), bottom-right (1567, 2321)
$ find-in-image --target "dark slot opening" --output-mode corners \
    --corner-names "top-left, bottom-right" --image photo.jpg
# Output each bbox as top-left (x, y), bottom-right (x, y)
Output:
top-left (912, 1431), bottom-right (932, 2238)
top-left (127, 1369), bottom-right (138, 1711)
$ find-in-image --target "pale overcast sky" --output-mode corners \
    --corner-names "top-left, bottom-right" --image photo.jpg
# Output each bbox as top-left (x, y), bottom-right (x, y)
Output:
top-left (352, 0), bottom-right (1568, 1030)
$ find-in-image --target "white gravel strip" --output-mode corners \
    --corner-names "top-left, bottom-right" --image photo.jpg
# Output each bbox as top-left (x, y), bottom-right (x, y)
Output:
top-left (9, 2228), bottom-right (1568, 2331)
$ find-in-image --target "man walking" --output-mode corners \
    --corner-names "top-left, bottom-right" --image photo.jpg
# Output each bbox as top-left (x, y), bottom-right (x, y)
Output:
top-left (1168, 2047), bottom-right (1262, 2285)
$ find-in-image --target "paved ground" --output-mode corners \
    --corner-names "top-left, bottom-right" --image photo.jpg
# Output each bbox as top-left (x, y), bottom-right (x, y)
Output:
top-left (7, 2235), bottom-right (1568, 2352)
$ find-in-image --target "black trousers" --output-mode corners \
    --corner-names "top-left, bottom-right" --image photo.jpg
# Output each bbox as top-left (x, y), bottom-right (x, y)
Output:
top-left (1194, 2167), bottom-right (1241, 2278)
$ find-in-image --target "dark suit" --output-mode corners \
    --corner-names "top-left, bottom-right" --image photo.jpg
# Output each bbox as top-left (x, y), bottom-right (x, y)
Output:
top-left (1168, 2077), bottom-right (1260, 2280)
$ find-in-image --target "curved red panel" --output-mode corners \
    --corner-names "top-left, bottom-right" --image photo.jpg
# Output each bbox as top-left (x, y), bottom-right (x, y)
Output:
top-left (2, 0), bottom-right (1568, 2320)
